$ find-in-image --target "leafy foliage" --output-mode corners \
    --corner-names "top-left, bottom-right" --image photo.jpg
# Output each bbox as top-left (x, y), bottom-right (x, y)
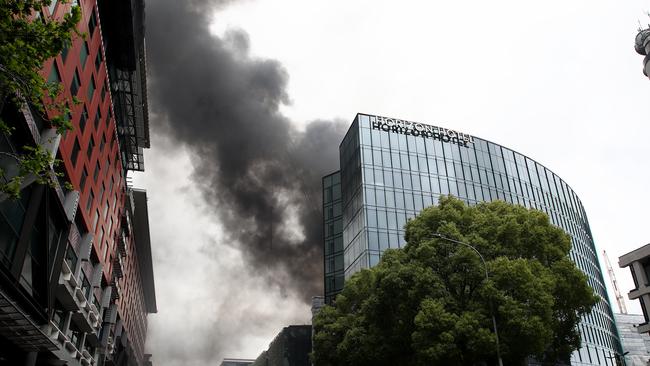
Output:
top-left (0, 0), bottom-right (81, 198)
top-left (313, 196), bottom-right (598, 366)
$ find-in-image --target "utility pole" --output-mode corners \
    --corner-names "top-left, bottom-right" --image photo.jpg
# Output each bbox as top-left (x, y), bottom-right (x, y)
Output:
top-left (430, 233), bottom-right (504, 366)
top-left (603, 250), bottom-right (627, 314)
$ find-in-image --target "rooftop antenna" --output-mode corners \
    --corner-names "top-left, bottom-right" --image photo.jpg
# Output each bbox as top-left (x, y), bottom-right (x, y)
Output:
top-left (603, 250), bottom-right (628, 314)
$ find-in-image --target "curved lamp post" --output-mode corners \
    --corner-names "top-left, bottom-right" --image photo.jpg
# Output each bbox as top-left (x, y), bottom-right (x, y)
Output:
top-left (429, 233), bottom-right (504, 366)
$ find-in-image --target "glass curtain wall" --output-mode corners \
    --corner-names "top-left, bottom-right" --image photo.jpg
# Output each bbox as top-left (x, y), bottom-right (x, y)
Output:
top-left (323, 172), bottom-right (344, 304)
top-left (335, 113), bottom-right (622, 366)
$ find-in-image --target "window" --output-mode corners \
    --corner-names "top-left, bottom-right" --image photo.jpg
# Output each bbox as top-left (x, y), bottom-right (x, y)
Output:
top-left (94, 106), bottom-right (101, 129)
top-left (79, 41), bottom-right (89, 67)
top-left (71, 138), bottom-right (81, 166)
top-left (70, 69), bottom-right (80, 96)
top-left (47, 1), bottom-right (58, 16)
top-left (0, 192), bottom-right (30, 266)
top-left (86, 75), bottom-right (95, 102)
top-left (88, 9), bottom-right (97, 36)
top-left (101, 243), bottom-right (108, 262)
top-left (86, 190), bottom-right (94, 212)
top-left (86, 135), bottom-right (94, 160)
top-left (20, 214), bottom-right (46, 298)
top-left (79, 167), bottom-right (88, 191)
top-left (64, 102), bottom-right (72, 127)
top-left (92, 209), bottom-right (99, 231)
top-left (98, 228), bottom-right (104, 249)
top-left (79, 106), bottom-right (88, 133)
top-left (48, 63), bottom-right (61, 84)
top-left (101, 82), bottom-right (107, 101)
top-left (80, 270), bottom-right (91, 298)
top-left (61, 40), bottom-right (70, 62)
top-left (95, 49), bottom-right (102, 71)
top-left (100, 134), bottom-right (106, 152)
top-left (93, 161), bottom-right (100, 182)
top-left (98, 183), bottom-right (104, 201)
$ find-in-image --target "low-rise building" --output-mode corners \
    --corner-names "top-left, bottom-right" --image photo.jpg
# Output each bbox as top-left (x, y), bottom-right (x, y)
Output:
top-left (220, 358), bottom-right (254, 366)
top-left (252, 325), bottom-right (311, 366)
top-left (619, 244), bottom-right (650, 334)
top-left (615, 313), bottom-right (650, 365)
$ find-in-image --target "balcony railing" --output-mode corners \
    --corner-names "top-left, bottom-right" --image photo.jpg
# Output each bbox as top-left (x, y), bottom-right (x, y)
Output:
top-left (116, 229), bottom-right (127, 257)
top-left (112, 256), bottom-right (123, 279)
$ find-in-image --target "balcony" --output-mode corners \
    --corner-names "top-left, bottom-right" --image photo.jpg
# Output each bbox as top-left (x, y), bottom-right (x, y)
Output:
top-left (81, 349), bottom-right (95, 365)
top-left (57, 260), bottom-right (82, 311)
top-left (121, 211), bottom-right (132, 237)
top-left (74, 286), bottom-right (88, 308)
top-left (64, 339), bottom-right (77, 353)
top-left (63, 337), bottom-right (81, 360)
top-left (111, 280), bottom-right (121, 301)
top-left (107, 334), bottom-right (115, 352)
top-left (45, 320), bottom-right (69, 346)
top-left (72, 304), bottom-right (101, 334)
top-left (71, 290), bottom-right (100, 333)
top-left (116, 229), bottom-right (128, 257)
top-left (112, 255), bottom-right (124, 279)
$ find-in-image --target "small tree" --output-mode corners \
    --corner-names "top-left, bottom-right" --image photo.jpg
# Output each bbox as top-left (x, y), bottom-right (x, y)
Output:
top-left (313, 196), bottom-right (598, 366)
top-left (0, 0), bottom-right (81, 198)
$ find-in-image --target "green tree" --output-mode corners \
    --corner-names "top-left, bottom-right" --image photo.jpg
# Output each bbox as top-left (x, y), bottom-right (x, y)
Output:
top-left (313, 196), bottom-right (598, 366)
top-left (0, 0), bottom-right (80, 198)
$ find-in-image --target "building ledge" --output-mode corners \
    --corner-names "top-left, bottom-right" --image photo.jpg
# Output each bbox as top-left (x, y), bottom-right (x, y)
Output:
top-left (637, 322), bottom-right (650, 334)
top-left (628, 286), bottom-right (650, 300)
top-left (0, 287), bottom-right (58, 352)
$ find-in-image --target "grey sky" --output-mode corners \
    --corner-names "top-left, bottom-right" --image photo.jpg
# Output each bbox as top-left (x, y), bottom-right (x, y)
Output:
top-left (134, 0), bottom-right (650, 364)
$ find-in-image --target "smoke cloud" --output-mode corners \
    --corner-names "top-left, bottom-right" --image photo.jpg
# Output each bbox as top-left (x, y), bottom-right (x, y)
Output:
top-left (144, 0), bottom-right (346, 363)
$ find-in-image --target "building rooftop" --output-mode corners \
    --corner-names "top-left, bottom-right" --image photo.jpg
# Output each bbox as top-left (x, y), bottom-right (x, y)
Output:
top-left (220, 358), bottom-right (255, 366)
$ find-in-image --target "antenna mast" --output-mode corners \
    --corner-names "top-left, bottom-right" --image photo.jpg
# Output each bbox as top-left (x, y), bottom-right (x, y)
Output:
top-left (603, 250), bottom-right (627, 314)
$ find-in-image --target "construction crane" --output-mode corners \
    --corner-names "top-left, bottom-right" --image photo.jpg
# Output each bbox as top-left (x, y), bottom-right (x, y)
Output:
top-left (603, 250), bottom-right (628, 314)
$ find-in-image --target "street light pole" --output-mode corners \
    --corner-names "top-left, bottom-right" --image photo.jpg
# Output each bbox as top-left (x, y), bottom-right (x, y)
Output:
top-left (429, 233), bottom-right (504, 366)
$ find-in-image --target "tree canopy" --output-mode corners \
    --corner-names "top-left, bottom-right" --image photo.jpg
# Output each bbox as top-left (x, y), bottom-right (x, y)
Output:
top-left (0, 0), bottom-right (80, 198)
top-left (313, 196), bottom-right (598, 366)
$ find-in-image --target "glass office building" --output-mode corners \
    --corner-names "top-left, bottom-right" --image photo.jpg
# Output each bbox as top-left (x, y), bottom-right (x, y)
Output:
top-left (323, 113), bottom-right (623, 365)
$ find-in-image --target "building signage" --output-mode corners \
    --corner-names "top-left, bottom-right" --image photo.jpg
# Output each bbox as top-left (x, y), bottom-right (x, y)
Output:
top-left (370, 115), bottom-right (474, 147)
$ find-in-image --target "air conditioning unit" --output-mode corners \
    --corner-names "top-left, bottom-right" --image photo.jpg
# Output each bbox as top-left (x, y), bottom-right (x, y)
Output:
top-left (64, 340), bottom-right (77, 353)
top-left (61, 260), bottom-right (72, 275)
top-left (75, 288), bottom-right (87, 305)
top-left (68, 272), bottom-right (79, 288)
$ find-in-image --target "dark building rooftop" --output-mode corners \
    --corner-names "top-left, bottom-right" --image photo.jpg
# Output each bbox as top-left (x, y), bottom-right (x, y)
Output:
top-left (98, 0), bottom-right (150, 172)
top-left (131, 189), bottom-right (157, 313)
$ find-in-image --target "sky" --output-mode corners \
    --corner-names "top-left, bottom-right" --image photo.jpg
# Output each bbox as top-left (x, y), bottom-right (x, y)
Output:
top-left (132, 0), bottom-right (650, 364)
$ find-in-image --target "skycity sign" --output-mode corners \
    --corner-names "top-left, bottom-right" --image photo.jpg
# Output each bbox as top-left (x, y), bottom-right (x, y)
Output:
top-left (370, 115), bottom-right (474, 147)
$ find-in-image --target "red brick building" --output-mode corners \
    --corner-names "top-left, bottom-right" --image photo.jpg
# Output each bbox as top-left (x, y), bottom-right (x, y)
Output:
top-left (0, 1), bottom-right (156, 365)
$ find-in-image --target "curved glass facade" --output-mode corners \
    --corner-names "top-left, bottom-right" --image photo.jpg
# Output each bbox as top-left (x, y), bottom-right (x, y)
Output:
top-left (328, 113), bottom-right (623, 365)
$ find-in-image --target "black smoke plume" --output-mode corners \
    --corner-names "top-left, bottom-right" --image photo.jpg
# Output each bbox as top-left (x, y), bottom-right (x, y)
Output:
top-left (146, 0), bottom-right (346, 303)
